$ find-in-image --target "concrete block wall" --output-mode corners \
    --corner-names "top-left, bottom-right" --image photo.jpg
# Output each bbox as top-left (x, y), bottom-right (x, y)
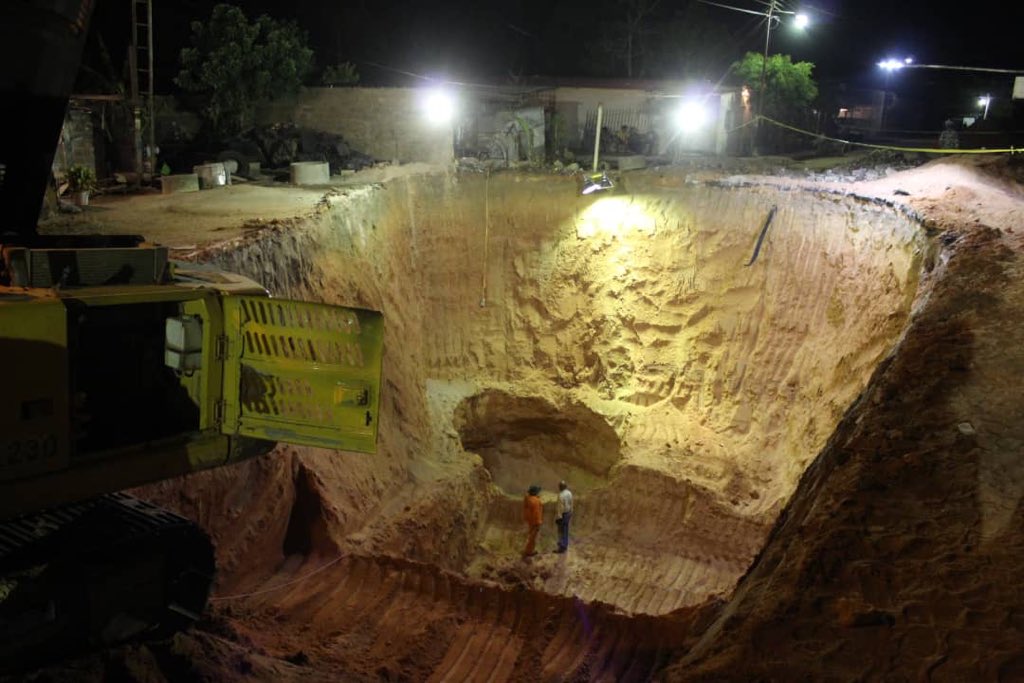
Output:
top-left (258, 87), bottom-right (454, 165)
top-left (53, 108), bottom-right (96, 176)
top-left (548, 86), bottom-right (727, 156)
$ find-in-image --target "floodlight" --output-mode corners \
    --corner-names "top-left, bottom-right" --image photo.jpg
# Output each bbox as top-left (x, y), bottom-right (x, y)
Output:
top-left (794, 13), bottom-right (810, 29)
top-left (580, 103), bottom-right (614, 196)
top-left (422, 88), bottom-right (455, 125)
top-left (877, 58), bottom-right (906, 72)
top-left (978, 94), bottom-right (992, 119)
top-left (580, 171), bottom-right (614, 196)
top-left (676, 100), bottom-right (709, 133)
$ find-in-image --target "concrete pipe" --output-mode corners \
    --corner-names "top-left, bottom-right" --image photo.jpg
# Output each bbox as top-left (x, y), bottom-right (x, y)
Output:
top-left (160, 173), bottom-right (200, 195)
top-left (290, 161), bottom-right (330, 186)
top-left (193, 162), bottom-right (227, 189)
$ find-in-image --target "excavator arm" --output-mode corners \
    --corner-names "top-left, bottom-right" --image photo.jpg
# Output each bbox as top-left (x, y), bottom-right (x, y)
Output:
top-left (0, 0), bottom-right (94, 238)
top-left (0, 4), bottom-right (388, 669)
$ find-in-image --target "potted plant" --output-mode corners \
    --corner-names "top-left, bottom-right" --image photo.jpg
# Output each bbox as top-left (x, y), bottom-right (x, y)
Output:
top-left (66, 165), bottom-right (96, 206)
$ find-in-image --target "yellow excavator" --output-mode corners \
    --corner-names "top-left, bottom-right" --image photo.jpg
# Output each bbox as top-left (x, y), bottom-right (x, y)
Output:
top-left (0, 0), bottom-right (383, 670)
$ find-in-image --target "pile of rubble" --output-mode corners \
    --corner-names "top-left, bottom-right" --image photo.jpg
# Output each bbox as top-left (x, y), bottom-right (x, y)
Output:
top-left (223, 123), bottom-right (376, 176)
top-left (797, 149), bottom-right (929, 183)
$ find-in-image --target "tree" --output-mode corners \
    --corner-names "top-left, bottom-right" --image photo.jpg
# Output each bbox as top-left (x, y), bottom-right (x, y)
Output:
top-left (589, 0), bottom-right (662, 77)
top-left (322, 62), bottom-right (360, 86)
top-left (733, 52), bottom-right (817, 119)
top-left (175, 4), bottom-right (313, 136)
top-left (587, 0), bottom-right (740, 79)
top-left (733, 52), bottom-right (818, 152)
top-left (618, 0), bottom-right (662, 78)
top-left (651, 4), bottom-right (735, 79)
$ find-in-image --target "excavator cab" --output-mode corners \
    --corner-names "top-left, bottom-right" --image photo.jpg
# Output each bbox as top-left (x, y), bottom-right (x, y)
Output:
top-left (0, 0), bottom-right (385, 668)
top-left (0, 242), bottom-right (384, 671)
top-left (0, 243), bottom-right (384, 518)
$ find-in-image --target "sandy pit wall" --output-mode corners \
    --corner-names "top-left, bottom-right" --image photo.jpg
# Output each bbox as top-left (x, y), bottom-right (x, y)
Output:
top-left (141, 170), bottom-right (926, 615)
top-left (667, 195), bottom-right (1024, 680)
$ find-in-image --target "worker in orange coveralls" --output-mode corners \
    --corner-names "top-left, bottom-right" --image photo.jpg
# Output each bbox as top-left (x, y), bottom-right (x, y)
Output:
top-left (522, 484), bottom-right (543, 558)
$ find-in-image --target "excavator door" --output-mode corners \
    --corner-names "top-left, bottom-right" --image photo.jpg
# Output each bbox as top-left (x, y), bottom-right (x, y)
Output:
top-left (219, 296), bottom-right (383, 452)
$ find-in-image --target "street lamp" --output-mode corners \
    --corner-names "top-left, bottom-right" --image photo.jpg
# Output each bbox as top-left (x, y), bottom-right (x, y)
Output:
top-left (699, 0), bottom-right (811, 154)
top-left (755, 2), bottom-right (809, 152)
top-left (876, 58), bottom-right (1023, 75)
top-left (580, 103), bottom-right (614, 196)
top-left (878, 57), bottom-right (913, 72)
top-left (876, 57), bottom-right (913, 130)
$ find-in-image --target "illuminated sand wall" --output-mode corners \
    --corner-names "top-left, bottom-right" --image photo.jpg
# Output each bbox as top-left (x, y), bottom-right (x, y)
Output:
top-left (175, 171), bottom-right (925, 615)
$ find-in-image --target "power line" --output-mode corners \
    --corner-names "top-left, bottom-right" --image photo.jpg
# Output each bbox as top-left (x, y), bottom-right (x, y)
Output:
top-left (696, 0), bottom-right (772, 18)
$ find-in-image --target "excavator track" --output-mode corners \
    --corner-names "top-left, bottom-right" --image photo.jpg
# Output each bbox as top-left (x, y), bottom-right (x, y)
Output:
top-left (0, 493), bottom-right (214, 672)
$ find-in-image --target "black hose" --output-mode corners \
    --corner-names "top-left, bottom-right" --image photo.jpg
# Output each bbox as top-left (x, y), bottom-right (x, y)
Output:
top-left (745, 205), bottom-right (778, 267)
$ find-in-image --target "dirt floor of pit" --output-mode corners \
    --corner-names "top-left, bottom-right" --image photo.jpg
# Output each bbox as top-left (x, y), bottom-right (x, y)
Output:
top-left (20, 154), bottom-right (1024, 682)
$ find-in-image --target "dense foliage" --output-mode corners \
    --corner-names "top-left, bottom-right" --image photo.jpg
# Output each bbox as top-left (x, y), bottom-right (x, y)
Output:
top-left (175, 4), bottom-right (313, 136)
top-left (732, 52), bottom-right (818, 152)
top-left (322, 62), bottom-right (360, 86)
top-left (732, 52), bottom-right (818, 118)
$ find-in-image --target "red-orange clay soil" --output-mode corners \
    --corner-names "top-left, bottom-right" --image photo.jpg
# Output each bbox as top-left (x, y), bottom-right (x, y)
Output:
top-left (20, 154), bottom-right (1024, 682)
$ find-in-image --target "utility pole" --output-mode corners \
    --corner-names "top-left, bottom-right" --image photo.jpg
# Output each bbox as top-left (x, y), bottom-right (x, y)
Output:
top-left (754, 0), bottom-right (776, 155)
top-left (698, 0), bottom-right (810, 155)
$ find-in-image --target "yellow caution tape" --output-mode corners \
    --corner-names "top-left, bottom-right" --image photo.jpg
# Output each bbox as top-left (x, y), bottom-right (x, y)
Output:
top-left (757, 116), bottom-right (1020, 155)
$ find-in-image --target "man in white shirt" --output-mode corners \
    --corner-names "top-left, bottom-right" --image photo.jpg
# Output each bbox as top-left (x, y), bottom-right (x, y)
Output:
top-left (555, 480), bottom-right (573, 553)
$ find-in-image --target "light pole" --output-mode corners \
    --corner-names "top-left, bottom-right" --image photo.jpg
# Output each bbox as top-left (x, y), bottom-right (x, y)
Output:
top-left (756, 1), bottom-right (776, 146)
top-left (877, 57), bottom-right (1023, 128)
top-left (877, 61), bottom-right (1024, 75)
top-left (756, 3), bottom-right (810, 153)
top-left (877, 58), bottom-right (913, 131)
top-left (699, 1), bottom-right (810, 154)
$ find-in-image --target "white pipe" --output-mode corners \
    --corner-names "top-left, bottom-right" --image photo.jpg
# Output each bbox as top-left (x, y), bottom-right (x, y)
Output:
top-left (592, 104), bottom-right (603, 172)
top-left (480, 170), bottom-right (490, 307)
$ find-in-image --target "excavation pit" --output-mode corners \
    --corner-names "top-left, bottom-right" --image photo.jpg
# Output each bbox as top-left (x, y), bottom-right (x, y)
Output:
top-left (192, 170), bottom-right (926, 615)
top-left (65, 166), bottom-right (938, 679)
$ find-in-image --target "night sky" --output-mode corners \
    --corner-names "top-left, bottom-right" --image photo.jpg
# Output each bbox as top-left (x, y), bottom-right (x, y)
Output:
top-left (82, 1), bottom-right (1020, 110)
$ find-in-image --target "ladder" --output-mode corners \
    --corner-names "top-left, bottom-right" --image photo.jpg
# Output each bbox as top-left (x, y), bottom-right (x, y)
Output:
top-left (129, 0), bottom-right (154, 177)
